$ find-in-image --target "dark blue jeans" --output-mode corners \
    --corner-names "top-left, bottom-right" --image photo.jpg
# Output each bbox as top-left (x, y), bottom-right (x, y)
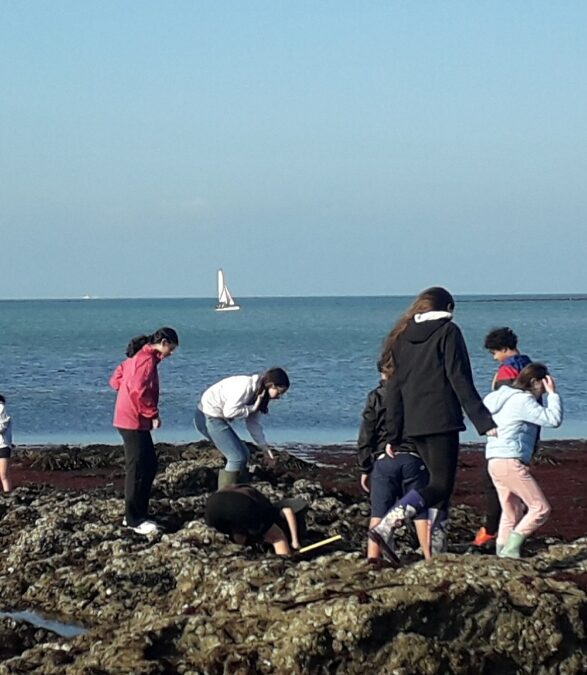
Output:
top-left (194, 408), bottom-right (250, 472)
top-left (370, 453), bottom-right (429, 519)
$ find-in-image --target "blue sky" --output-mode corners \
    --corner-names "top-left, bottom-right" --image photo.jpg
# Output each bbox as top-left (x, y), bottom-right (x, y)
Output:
top-left (1, 1), bottom-right (586, 298)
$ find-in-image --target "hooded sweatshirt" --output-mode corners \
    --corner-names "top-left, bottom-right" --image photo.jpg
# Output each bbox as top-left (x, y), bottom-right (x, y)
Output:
top-left (384, 314), bottom-right (494, 443)
top-left (110, 344), bottom-right (162, 430)
top-left (483, 386), bottom-right (562, 464)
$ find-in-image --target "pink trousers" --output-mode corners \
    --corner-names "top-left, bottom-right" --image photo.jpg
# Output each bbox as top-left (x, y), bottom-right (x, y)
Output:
top-left (488, 458), bottom-right (551, 546)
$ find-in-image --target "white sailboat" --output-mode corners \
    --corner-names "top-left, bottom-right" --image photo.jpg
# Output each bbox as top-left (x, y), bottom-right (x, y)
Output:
top-left (215, 269), bottom-right (241, 312)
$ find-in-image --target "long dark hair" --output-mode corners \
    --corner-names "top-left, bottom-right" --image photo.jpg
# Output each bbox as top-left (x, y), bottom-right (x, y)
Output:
top-left (249, 367), bottom-right (290, 414)
top-left (380, 286), bottom-right (454, 376)
top-left (513, 363), bottom-right (548, 391)
top-left (126, 327), bottom-right (179, 358)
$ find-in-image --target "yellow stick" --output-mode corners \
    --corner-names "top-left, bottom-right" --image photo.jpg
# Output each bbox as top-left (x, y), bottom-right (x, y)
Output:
top-left (298, 535), bottom-right (342, 554)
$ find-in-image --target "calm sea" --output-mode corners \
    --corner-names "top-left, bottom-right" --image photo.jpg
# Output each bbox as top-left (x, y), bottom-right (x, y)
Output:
top-left (1, 295), bottom-right (586, 447)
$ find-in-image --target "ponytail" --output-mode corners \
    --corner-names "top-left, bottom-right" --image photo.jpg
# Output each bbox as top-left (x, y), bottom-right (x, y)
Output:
top-left (126, 335), bottom-right (150, 357)
top-left (126, 326), bottom-right (179, 357)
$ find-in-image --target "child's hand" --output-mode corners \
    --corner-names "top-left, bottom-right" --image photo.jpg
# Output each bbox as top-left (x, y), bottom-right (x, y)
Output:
top-left (291, 539), bottom-right (301, 550)
top-left (385, 443), bottom-right (395, 458)
top-left (152, 417), bottom-right (162, 429)
top-left (486, 427), bottom-right (498, 437)
top-left (542, 375), bottom-right (556, 394)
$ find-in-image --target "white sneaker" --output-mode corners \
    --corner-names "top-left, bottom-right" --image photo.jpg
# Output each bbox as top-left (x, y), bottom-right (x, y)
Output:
top-left (130, 521), bottom-right (159, 535)
top-left (123, 518), bottom-right (157, 528)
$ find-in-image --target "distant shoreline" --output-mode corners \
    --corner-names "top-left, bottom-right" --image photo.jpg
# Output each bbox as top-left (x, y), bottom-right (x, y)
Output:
top-left (1, 292), bottom-right (587, 302)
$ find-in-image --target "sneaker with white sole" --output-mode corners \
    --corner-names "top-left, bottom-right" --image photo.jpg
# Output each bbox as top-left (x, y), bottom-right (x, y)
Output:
top-left (123, 517), bottom-right (158, 528)
top-left (129, 521), bottom-right (159, 535)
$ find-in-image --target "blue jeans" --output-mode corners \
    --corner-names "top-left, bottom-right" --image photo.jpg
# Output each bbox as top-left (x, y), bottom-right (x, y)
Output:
top-left (194, 408), bottom-right (250, 472)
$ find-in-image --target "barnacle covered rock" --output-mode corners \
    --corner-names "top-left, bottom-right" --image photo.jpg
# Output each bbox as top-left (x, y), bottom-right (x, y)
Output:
top-left (0, 442), bottom-right (586, 674)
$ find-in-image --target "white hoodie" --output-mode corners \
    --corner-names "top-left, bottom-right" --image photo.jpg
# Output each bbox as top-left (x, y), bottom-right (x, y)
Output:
top-left (0, 403), bottom-right (13, 449)
top-left (198, 374), bottom-right (268, 449)
top-left (483, 386), bottom-right (562, 464)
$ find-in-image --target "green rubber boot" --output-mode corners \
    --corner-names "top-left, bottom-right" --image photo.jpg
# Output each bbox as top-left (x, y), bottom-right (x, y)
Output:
top-left (217, 469), bottom-right (240, 490)
top-left (499, 531), bottom-right (525, 559)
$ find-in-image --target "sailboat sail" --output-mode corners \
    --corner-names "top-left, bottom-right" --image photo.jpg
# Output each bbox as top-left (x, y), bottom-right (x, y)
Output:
top-left (216, 269), bottom-right (240, 311)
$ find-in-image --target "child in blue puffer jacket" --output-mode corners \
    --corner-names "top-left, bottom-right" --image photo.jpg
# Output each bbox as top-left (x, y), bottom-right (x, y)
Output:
top-left (483, 363), bottom-right (562, 558)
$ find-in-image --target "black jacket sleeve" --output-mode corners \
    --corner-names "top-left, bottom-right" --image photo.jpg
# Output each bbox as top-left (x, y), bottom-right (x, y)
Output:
top-left (383, 377), bottom-right (404, 446)
top-left (443, 325), bottom-right (495, 435)
top-left (357, 390), bottom-right (378, 474)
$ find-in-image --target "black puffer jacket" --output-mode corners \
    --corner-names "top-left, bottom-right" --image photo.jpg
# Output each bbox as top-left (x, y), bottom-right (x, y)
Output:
top-left (357, 381), bottom-right (417, 473)
top-left (384, 318), bottom-right (494, 443)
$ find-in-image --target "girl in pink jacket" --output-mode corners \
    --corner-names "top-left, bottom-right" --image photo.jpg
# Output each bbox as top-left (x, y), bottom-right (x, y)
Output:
top-left (110, 327), bottom-right (178, 535)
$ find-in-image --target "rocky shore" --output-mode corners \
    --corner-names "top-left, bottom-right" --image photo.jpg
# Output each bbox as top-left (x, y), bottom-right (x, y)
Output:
top-left (1, 441), bottom-right (586, 674)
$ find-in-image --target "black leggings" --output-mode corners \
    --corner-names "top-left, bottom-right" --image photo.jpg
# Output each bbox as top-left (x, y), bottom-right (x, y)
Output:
top-left (483, 464), bottom-right (502, 535)
top-left (412, 432), bottom-right (460, 511)
top-left (118, 428), bottom-right (158, 526)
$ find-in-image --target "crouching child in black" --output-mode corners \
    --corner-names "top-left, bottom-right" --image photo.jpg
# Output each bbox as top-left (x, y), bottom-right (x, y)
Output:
top-left (205, 485), bottom-right (308, 557)
top-left (358, 363), bottom-right (431, 561)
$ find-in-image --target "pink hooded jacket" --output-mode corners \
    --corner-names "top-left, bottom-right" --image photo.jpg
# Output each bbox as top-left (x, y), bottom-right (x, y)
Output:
top-left (110, 344), bottom-right (162, 430)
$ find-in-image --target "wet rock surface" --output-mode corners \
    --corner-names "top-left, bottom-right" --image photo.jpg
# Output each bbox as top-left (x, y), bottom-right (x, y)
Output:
top-left (1, 442), bottom-right (586, 674)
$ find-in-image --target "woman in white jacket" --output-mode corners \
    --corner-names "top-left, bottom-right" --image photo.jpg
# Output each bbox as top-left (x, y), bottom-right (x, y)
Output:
top-left (0, 394), bottom-right (14, 492)
top-left (483, 363), bottom-right (562, 558)
top-left (195, 368), bottom-right (290, 488)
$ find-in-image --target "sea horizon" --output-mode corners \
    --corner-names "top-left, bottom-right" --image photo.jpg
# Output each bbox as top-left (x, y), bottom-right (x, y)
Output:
top-left (2, 291), bottom-right (587, 302)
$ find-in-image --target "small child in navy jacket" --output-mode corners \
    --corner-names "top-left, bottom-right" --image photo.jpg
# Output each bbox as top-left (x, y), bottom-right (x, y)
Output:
top-left (358, 363), bottom-right (431, 561)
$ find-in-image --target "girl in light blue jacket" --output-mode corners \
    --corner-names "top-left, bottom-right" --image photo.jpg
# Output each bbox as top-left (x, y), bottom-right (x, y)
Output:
top-left (483, 363), bottom-right (562, 558)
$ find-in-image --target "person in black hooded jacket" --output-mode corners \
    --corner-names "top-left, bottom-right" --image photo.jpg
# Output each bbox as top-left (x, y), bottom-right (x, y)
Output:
top-left (368, 287), bottom-right (497, 560)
